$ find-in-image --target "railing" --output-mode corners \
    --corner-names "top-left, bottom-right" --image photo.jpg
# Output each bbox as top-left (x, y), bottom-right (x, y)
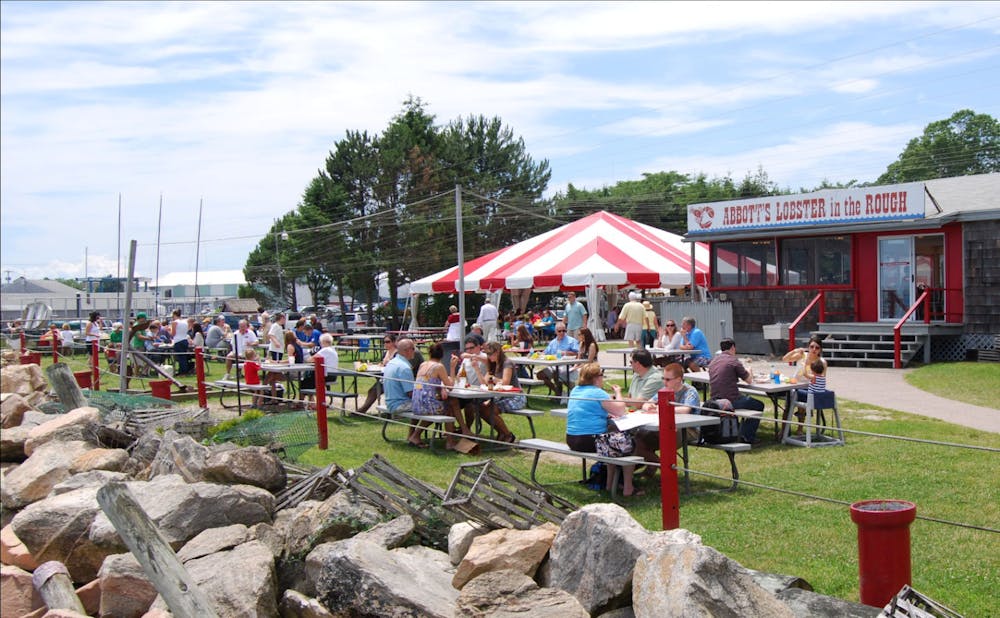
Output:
top-left (893, 289), bottom-right (931, 369)
top-left (787, 292), bottom-right (826, 354)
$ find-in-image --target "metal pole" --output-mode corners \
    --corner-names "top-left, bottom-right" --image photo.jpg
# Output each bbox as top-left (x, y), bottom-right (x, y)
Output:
top-left (456, 185), bottom-right (466, 339)
top-left (275, 224), bottom-right (284, 308)
top-left (119, 240), bottom-right (138, 393)
top-left (194, 198), bottom-right (203, 315)
top-left (314, 355), bottom-right (328, 449)
top-left (155, 195), bottom-right (162, 318)
top-left (117, 193), bottom-right (122, 320)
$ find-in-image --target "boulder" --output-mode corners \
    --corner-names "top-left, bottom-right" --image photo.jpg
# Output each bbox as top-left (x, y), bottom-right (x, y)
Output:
top-left (278, 589), bottom-right (335, 618)
top-left (202, 445), bottom-right (287, 491)
top-left (1, 564), bottom-right (45, 617)
top-left (150, 540), bottom-right (277, 618)
top-left (148, 432), bottom-right (212, 481)
top-left (51, 470), bottom-right (131, 495)
top-left (631, 541), bottom-right (794, 618)
top-left (449, 521), bottom-right (487, 565)
top-left (776, 587), bottom-right (878, 618)
top-left (548, 504), bottom-right (698, 614)
top-left (88, 475), bottom-right (275, 552)
top-left (97, 553), bottom-right (157, 618)
top-left (312, 537), bottom-right (458, 618)
top-left (249, 522), bottom-right (284, 559)
top-left (354, 514), bottom-right (415, 549)
top-left (1, 392), bottom-right (33, 428)
top-left (71, 447), bottom-right (130, 474)
top-left (9, 486), bottom-right (106, 582)
top-left (176, 524), bottom-right (250, 562)
top-left (453, 523), bottom-right (559, 590)
top-left (24, 407), bottom-right (102, 456)
top-left (274, 492), bottom-right (383, 560)
top-left (1, 440), bottom-right (94, 509)
top-left (0, 364), bottom-right (47, 397)
top-left (1, 523), bottom-right (39, 570)
top-left (0, 424), bottom-right (30, 462)
top-left (455, 569), bottom-right (589, 618)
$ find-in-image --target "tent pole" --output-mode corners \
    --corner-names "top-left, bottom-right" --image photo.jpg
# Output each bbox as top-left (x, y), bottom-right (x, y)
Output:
top-left (690, 241), bottom-right (700, 302)
top-left (456, 185), bottom-right (466, 339)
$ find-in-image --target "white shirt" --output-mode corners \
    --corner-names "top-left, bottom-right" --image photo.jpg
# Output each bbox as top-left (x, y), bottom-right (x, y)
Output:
top-left (315, 346), bottom-right (340, 376)
top-left (477, 302), bottom-right (499, 324)
top-left (231, 329), bottom-right (259, 356)
top-left (171, 318), bottom-right (189, 344)
top-left (268, 322), bottom-right (285, 353)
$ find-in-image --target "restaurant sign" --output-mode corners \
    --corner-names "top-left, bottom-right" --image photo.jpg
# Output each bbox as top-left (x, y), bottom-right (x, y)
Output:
top-left (687, 181), bottom-right (925, 234)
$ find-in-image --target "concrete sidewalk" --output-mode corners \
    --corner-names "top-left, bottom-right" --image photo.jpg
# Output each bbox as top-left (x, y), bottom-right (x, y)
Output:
top-left (596, 343), bottom-right (999, 434)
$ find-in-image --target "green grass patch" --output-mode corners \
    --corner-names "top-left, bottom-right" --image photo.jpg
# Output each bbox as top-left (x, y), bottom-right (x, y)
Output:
top-left (905, 362), bottom-right (1000, 409)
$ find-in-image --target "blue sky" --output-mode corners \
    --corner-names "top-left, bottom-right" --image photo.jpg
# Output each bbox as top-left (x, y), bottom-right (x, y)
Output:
top-left (2, 1), bottom-right (998, 281)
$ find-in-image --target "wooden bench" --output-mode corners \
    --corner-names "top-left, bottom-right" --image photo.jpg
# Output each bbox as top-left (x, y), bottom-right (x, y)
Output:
top-left (518, 438), bottom-right (644, 498)
top-left (375, 405), bottom-right (458, 452)
top-left (212, 380), bottom-right (283, 409)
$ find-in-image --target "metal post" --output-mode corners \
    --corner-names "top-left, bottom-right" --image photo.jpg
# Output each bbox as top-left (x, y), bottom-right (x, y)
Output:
top-left (456, 186), bottom-right (467, 339)
top-left (658, 387), bottom-right (679, 529)
top-left (51, 334), bottom-right (58, 364)
top-left (119, 241), bottom-right (138, 393)
top-left (194, 348), bottom-right (207, 408)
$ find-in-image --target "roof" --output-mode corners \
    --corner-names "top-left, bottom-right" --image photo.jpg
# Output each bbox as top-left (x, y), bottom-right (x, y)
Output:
top-left (153, 270), bottom-right (247, 287)
top-left (0, 277), bottom-right (84, 295)
top-left (221, 298), bottom-right (262, 313)
top-left (410, 210), bottom-right (709, 293)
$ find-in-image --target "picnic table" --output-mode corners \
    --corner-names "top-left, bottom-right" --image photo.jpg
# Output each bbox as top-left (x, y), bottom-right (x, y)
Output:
top-left (684, 370), bottom-right (800, 439)
top-left (508, 355), bottom-right (582, 401)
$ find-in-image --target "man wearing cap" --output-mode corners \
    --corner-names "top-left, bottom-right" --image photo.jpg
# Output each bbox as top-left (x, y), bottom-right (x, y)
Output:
top-left (617, 292), bottom-right (645, 348)
top-left (564, 291), bottom-right (588, 338)
top-left (707, 338), bottom-right (765, 444)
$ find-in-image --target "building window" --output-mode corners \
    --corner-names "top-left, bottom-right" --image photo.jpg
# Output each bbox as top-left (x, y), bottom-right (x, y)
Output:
top-left (713, 240), bottom-right (777, 287)
top-left (780, 236), bottom-right (851, 285)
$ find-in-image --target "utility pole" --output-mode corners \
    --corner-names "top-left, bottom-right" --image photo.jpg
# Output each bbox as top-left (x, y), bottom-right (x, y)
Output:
top-left (456, 185), bottom-right (466, 339)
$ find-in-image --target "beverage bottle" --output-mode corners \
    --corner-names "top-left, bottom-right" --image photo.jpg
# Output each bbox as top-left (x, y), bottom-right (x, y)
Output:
top-left (770, 364), bottom-right (780, 384)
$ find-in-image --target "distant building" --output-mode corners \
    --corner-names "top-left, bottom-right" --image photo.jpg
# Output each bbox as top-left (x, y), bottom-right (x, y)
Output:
top-left (0, 276), bottom-right (158, 323)
top-left (151, 270), bottom-right (247, 315)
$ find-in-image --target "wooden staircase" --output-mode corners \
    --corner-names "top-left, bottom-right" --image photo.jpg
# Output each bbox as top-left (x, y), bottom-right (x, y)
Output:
top-left (809, 322), bottom-right (961, 368)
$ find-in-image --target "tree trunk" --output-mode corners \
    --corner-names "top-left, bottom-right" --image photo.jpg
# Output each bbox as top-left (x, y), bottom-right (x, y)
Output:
top-left (45, 363), bottom-right (88, 411)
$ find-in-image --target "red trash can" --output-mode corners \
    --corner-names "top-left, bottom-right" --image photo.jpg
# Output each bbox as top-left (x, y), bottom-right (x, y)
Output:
top-left (73, 370), bottom-right (92, 389)
top-left (149, 379), bottom-right (172, 401)
top-left (850, 499), bottom-right (917, 607)
top-left (20, 352), bottom-right (41, 366)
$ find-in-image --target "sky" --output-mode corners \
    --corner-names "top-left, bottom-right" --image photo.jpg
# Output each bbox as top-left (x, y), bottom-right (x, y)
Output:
top-left (2, 1), bottom-right (998, 283)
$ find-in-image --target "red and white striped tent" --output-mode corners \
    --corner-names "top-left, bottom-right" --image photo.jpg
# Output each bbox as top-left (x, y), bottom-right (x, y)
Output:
top-left (409, 211), bottom-right (709, 338)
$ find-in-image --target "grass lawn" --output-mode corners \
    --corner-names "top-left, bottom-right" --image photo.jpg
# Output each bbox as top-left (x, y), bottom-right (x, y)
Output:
top-left (905, 362), bottom-right (1000, 409)
top-left (16, 350), bottom-right (1000, 616)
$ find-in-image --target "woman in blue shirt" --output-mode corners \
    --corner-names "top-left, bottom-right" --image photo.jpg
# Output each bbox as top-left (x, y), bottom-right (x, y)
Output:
top-left (566, 363), bottom-right (641, 496)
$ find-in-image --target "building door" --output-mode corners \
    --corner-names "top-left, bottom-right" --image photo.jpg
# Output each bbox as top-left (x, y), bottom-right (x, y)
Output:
top-left (879, 237), bottom-right (912, 320)
top-left (914, 234), bottom-right (945, 321)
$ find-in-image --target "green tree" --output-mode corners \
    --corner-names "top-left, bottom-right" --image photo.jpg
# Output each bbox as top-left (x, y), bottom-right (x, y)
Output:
top-left (878, 109), bottom-right (1000, 183)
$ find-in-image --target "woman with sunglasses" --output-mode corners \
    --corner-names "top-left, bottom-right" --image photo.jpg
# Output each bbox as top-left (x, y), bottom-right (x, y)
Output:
top-left (653, 320), bottom-right (684, 367)
top-left (783, 336), bottom-right (829, 424)
top-left (356, 334), bottom-right (399, 414)
top-left (566, 363), bottom-right (641, 496)
top-left (477, 342), bottom-right (521, 443)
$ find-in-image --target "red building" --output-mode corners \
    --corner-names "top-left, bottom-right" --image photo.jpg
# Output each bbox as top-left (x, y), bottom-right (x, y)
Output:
top-left (685, 173), bottom-right (999, 366)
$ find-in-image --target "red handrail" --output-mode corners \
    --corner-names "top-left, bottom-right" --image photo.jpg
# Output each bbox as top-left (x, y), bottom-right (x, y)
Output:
top-left (893, 290), bottom-right (930, 369)
top-left (788, 291), bottom-right (826, 354)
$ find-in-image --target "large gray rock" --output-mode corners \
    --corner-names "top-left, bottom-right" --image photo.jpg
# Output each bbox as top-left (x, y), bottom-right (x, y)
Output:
top-left (449, 521), bottom-right (487, 565)
top-left (1, 392), bottom-right (32, 428)
top-left (203, 445), bottom-right (287, 491)
top-left (631, 541), bottom-right (794, 618)
top-left (0, 424), bottom-right (30, 462)
top-left (0, 364), bottom-right (47, 399)
top-left (777, 587), bottom-right (879, 618)
top-left (9, 486), bottom-right (106, 582)
top-left (23, 406), bottom-right (101, 456)
top-left (150, 540), bottom-right (278, 618)
top-left (355, 514), bottom-right (415, 549)
top-left (71, 447), bottom-right (130, 474)
top-left (548, 504), bottom-right (698, 614)
top-left (453, 523), bottom-right (559, 590)
top-left (274, 491), bottom-right (383, 560)
top-left (50, 470), bottom-right (131, 495)
top-left (97, 553), bottom-right (157, 618)
top-left (279, 589), bottom-right (335, 618)
top-left (312, 537), bottom-right (458, 617)
top-left (88, 475), bottom-right (274, 551)
top-left (176, 524), bottom-right (250, 562)
top-left (1, 523), bottom-right (38, 570)
top-left (1, 440), bottom-right (94, 508)
top-left (455, 569), bottom-right (589, 618)
top-left (148, 431), bottom-right (212, 481)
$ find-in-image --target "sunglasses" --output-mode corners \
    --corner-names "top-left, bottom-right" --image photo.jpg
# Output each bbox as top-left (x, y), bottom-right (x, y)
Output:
top-left (666, 323), bottom-right (676, 327)
top-left (464, 346), bottom-right (477, 351)
top-left (598, 371), bottom-right (605, 377)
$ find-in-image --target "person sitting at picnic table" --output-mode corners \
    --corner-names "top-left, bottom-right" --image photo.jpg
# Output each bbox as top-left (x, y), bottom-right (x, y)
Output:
top-left (513, 323), bottom-right (534, 352)
top-left (653, 318), bottom-right (684, 367)
top-left (708, 338), bottom-right (765, 444)
top-left (635, 362), bottom-right (703, 476)
top-left (299, 333), bottom-right (340, 408)
top-left (205, 316), bottom-right (227, 353)
top-left (537, 309), bottom-right (557, 340)
top-left (383, 336), bottom-right (417, 417)
top-left (409, 343), bottom-right (471, 450)
top-left (783, 335), bottom-right (829, 428)
top-left (356, 334), bottom-right (398, 415)
top-left (576, 327), bottom-right (600, 364)
top-left (301, 323), bottom-right (321, 353)
top-left (223, 319), bottom-right (259, 381)
top-left (188, 321), bottom-right (205, 352)
top-left (536, 323), bottom-right (580, 398)
top-left (623, 349), bottom-right (663, 408)
top-left (472, 341), bottom-right (522, 443)
top-left (679, 316), bottom-right (711, 372)
top-left (566, 363), bottom-right (642, 497)
top-left (261, 331), bottom-right (303, 407)
top-left (293, 318), bottom-right (309, 343)
top-left (444, 305), bottom-right (463, 341)
top-left (455, 334), bottom-right (489, 430)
